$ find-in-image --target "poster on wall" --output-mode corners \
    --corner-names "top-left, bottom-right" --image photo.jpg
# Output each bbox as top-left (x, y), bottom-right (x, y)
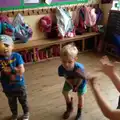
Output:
top-left (52, 0), bottom-right (88, 2)
top-left (0, 0), bottom-right (20, 8)
top-left (111, 0), bottom-right (120, 10)
top-left (101, 0), bottom-right (113, 4)
top-left (45, 0), bottom-right (53, 5)
top-left (52, 0), bottom-right (73, 1)
top-left (24, 0), bottom-right (40, 3)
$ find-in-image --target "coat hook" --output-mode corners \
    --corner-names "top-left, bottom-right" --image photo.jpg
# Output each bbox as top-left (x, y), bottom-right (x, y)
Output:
top-left (24, 9), bottom-right (29, 16)
top-left (8, 11), bottom-right (13, 17)
top-left (28, 9), bottom-right (33, 15)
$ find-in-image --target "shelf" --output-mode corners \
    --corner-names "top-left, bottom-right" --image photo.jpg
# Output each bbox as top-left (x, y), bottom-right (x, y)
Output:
top-left (14, 32), bottom-right (100, 51)
top-left (24, 49), bottom-right (94, 65)
top-left (24, 56), bottom-right (60, 65)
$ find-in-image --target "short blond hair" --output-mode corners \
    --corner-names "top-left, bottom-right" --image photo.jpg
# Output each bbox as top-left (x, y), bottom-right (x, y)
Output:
top-left (60, 43), bottom-right (78, 58)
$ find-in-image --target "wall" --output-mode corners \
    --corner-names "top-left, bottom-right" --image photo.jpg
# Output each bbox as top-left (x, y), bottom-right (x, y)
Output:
top-left (101, 4), bottom-right (112, 25)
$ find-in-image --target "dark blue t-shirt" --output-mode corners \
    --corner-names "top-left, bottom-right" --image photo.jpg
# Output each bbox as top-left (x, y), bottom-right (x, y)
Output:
top-left (58, 62), bottom-right (87, 89)
top-left (0, 52), bottom-right (25, 92)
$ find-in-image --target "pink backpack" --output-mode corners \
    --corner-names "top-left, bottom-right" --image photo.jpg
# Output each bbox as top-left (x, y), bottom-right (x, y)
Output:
top-left (0, 14), bottom-right (11, 24)
top-left (72, 7), bottom-right (86, 35)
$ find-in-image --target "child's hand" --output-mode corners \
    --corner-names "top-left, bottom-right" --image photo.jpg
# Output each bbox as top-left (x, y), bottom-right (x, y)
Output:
top-left (3, 67), bottom-right (11, 74)
top-left (10, 74), bottom-right (16, 81)
top-left (66, 79), bottom-right (74, 89)
top-left (10, 74), bottom-right (22, 84)
top-left (73, 85), bottom-right (78, 92)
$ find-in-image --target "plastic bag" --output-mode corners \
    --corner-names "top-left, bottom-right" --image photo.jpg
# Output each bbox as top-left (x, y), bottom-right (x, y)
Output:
top-left (56, 7), bottom-right (75, 38)
top-left (15, 23), bottom-right (33, 43)
top-left (12, 13), bottom-right (33, 43)
top-left (12, 13), bottom-right (24, 27)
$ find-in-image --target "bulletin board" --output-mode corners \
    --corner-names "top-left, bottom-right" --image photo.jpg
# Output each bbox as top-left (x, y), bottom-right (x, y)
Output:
top-left (0, 0), bottom-right (88, 11)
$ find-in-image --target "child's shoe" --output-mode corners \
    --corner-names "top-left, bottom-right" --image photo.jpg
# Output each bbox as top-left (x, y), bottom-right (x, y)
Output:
top-left (11, 114), bottom-right (17, 120)
top-left (22, 112), bottom-right (29, 120)
top-left (63, 97), bottom-right (73, 119)
top-left (117, 106), bottom-right (120, 109)
top-left (75, 108), bottom-right (82, 120)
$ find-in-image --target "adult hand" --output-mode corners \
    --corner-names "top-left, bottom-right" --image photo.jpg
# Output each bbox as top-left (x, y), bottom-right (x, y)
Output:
top-left (99, 56), bottom-right (117, 76)
top-left (88, 76), bottom-right (97, 88)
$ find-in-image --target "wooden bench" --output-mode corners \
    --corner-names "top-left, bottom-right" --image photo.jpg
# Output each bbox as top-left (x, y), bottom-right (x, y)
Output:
top-left (14, 32), bottom-right (100, 51)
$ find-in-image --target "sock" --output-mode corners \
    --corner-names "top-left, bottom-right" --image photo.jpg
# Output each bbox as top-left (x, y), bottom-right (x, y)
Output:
top-left (78, 104), bottom-right (83, 109)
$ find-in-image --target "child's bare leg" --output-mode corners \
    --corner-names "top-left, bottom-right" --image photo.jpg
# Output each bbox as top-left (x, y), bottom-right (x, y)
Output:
top-left (78, 94), bottom-right (84, 109)
top-left (62, 91), bottom-right (73, 119)
top-left (62, 81), bottom-right (73, 119)
top-left (75, 94), bottom-right (84, 120)
top-left (75, 84), bottom-right (87, 120)
top-left (62, 91), bottom-right (71, 103)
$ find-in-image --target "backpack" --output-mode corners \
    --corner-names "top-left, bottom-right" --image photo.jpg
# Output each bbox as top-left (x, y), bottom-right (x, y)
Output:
top-left (0, 14), bottom-right (15, 39)
top-left (39, 15), bottom-right (58, 39)
top-left (73, 7), bottom-right (86, 35)
top-left (2, 22), bottom-right (15, 37)
top-left (0, 14), bottom-right (11, 24)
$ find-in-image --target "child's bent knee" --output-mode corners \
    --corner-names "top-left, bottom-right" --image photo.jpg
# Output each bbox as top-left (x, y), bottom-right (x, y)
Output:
top-left (62, 90), bottom-right (69, 96)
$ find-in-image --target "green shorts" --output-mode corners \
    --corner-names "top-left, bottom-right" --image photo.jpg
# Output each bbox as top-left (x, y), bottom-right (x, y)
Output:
top-left (62, 81), bottom-right (87, 96)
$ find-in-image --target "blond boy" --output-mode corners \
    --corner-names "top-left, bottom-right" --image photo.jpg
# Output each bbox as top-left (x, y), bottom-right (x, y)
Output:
top-left (58, 43), bottom-right (87, 120)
